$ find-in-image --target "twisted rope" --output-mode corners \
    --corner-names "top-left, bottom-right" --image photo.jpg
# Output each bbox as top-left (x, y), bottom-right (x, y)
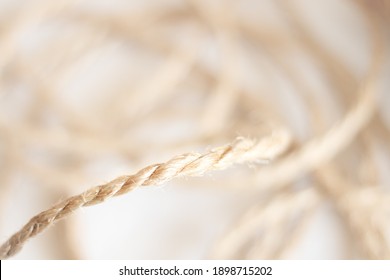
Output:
top-left (0, 129), bottom-right (291, 259)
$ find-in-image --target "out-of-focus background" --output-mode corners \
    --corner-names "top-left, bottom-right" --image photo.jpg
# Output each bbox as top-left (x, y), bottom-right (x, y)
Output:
top-left (0, 0), bottom-right (389, 259)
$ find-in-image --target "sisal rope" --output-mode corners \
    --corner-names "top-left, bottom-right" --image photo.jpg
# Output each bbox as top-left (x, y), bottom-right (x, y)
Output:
top-left (0, 129), bottom-right (291, 259)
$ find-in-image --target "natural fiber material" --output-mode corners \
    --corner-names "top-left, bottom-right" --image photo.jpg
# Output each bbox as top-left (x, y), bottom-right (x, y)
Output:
top-left (0, 130), bottom-right (290, 259)
top-left (0, 0), bottom-right (389, 260)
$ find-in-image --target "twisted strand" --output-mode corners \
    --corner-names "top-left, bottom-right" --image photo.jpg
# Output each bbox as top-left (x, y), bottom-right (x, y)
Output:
top-left (0, 129), bottom-right (291, 259)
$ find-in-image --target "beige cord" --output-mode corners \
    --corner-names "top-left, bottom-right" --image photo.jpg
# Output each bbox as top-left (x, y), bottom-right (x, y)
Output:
top-left (253, 83), bottom-right (378, 189)
top-left (0, 129), bottom-right (291, 259)
top-left (211, 188), bottom-right (320, 259)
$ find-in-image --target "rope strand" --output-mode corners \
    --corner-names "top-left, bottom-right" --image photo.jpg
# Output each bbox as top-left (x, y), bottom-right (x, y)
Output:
top-left (0, 129), bottom-right (291, 259)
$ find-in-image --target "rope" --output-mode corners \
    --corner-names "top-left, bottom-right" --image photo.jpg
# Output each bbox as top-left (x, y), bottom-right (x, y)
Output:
top-left (0, 129), bottom-right (291, 259)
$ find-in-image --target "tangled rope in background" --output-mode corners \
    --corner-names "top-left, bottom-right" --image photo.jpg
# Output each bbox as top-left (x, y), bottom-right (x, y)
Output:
top-left (0, 0), bottom-right (389, 259)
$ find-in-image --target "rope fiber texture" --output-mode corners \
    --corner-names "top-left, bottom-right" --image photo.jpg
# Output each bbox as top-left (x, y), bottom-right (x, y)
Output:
top-left (0, 129), bottom-right (291, 259)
